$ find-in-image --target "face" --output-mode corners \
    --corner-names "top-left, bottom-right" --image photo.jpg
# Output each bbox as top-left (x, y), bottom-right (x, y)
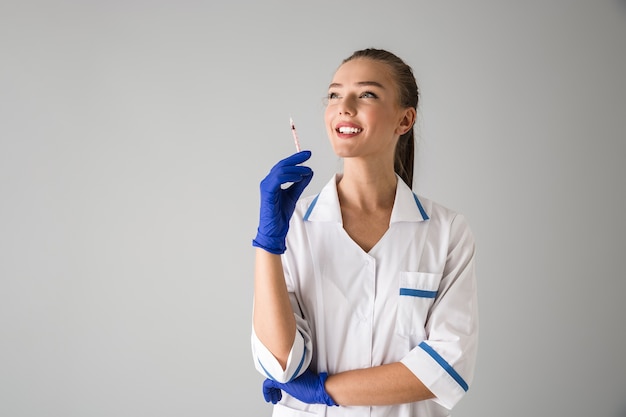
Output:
top-left (324, 58), bottom-right (414, 161)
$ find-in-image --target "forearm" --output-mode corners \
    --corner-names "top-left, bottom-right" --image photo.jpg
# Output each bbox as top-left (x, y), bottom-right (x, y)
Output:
top-left (325, 362), bottom-right (434, 406)
top-left (253, 248), bottom-right (297, 369)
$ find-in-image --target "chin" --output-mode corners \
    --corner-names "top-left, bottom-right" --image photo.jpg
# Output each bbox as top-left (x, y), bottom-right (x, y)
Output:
top-left (330, 146), bottom-right (354, 159)
top-left (330, 140), bottom-right (355, 157)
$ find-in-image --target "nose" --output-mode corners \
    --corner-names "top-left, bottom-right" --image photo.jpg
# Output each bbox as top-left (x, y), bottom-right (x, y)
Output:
top-left (338, 95), bottom-right (356, 116)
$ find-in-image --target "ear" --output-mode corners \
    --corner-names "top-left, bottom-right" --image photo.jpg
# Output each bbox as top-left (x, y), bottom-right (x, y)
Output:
top-left (395, 107), bottom-right (417, 135)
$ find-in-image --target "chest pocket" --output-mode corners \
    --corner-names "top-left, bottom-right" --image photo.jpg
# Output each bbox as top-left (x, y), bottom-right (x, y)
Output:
top-left (395, 271), bottom-right (442, 337)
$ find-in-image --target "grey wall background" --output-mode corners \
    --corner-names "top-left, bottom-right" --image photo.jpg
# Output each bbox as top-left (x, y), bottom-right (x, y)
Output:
top-left (1, 1), bottom-right (625, 416)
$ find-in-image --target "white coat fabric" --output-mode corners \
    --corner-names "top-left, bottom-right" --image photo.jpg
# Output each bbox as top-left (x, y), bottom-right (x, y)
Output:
top-left (252, 174), bottom-right (479, 417)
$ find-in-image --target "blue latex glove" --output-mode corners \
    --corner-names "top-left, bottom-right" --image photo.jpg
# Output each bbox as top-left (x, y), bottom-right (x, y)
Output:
top-left (252, 151), bottom-right (313, 254)
top-left (262, 369), bottom-right (337, 406)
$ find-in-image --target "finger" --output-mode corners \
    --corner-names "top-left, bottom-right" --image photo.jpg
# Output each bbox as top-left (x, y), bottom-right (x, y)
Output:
top-left (272, 165), bottom-right (312, 176)
top-left (263, 165), bottom-right (311, 185)
top-left (261, 166), bottom-right (312, 192)
top-left (262, 380), bottom-right (276, 403)
top-left (274, 167), bottom-right (313, 185)
top-left (274, 150), bottom-right (312, 168)
top-left (286, 169), bottom-right (314, 198)
top-left (271, 388), bottom-right (282, 404)
top-left (263, 386), bottom-right (282, 404)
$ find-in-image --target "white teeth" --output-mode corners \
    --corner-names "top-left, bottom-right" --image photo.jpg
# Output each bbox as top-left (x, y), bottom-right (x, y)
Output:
top-left (338, 126), bottom-right (362, 134)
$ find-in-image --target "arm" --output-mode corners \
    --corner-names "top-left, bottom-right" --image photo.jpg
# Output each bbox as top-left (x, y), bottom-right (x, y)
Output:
top-left (253, 249), bottom-right (296, 369)
top-left (250, 151), bottom-right (314, 376)
top-left (263, 362), bottom-right (434, 406)
top-left (325, 362), bottom-right (434, 406)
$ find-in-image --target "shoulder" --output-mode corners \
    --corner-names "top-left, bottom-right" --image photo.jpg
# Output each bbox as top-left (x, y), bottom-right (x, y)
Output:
top-left (415, 194), bottom-right (474, 235)
top-left (413, 194), bottom-right (456, 221)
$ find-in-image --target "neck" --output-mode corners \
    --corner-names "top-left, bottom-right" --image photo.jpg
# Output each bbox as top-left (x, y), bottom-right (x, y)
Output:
top-left (337, 158), bottom-right (397, 211)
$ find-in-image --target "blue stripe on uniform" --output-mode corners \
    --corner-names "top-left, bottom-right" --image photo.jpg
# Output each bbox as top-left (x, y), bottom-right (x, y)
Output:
top-left (412, 193), bottom-right (429, 221)
top-left (400, 288), bottom-right (438, 298)
top-left (303, 194), bottom-right (320, 221)
top-left (419, 341), bottom-right (469, 392)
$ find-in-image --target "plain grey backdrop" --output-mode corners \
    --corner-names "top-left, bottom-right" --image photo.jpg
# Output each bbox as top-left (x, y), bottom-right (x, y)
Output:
top-left (1, 1), bottom-right (625, 416)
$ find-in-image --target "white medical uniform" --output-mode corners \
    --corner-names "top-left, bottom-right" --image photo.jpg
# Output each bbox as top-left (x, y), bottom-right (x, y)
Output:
top-left (252, 174), bottom-right (478, 417)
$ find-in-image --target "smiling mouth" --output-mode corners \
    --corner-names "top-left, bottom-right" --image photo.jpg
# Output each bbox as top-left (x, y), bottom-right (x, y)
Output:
top-left (337, 126), bottom-right (362, 134)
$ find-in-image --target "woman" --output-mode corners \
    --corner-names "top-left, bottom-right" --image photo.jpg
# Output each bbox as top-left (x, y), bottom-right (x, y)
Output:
top-left (251, 48), bottom-right (478, 416)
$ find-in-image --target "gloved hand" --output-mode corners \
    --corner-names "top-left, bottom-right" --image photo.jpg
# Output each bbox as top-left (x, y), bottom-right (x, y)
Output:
top-left (252, 150), bottom-right (313, 254)
top-left (262, 369), bottom-right (337, 406)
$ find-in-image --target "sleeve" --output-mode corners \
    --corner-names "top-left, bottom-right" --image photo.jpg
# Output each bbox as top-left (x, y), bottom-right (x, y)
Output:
top-left (400, 214), bottom-right (479, 409)
top-left (251, 291), bottom-right (313, 383)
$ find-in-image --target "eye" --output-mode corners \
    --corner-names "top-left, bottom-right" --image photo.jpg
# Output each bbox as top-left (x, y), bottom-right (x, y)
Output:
top-left (360, 91), bottom-right (378, 99)
top-left (327, 91), bottom-right (340, 100)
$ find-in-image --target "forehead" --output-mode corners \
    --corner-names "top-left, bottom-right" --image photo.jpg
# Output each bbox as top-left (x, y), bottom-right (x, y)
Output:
top-left (331, 58), bottom-right (395, 88)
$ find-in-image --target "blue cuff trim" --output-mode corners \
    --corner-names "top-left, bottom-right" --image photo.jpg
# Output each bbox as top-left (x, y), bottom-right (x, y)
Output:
top-left (303, 194), bottom-right (320, 221)
top-left (257, 358), bottom-right (276, 381)
top-left (412, 193), bottom-right (430, 221)
top-left (419, 341), bottom-right (468, 392)
top-left (288, 339), bottom-right (307, 382)
top-left (257, 336), bottom-right (307, 382)
top-left (400, 288), bottom-right (438, 298)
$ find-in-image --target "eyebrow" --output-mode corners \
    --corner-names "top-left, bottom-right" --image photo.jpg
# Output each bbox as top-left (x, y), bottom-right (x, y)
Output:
top-left (328, 81), bottom-right (386, 89)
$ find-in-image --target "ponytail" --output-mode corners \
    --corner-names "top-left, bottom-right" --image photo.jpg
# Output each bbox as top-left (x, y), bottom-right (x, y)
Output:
top-left (394, 129), bottom-right (415, 187)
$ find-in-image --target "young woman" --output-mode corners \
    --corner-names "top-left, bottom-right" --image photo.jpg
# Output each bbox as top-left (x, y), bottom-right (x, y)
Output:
top-left (251, 48), bottom-right (478, 417)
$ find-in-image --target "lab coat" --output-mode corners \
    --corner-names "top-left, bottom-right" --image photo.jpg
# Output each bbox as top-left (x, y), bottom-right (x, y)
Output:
top-left (252, 174), bottom-right (478, 417)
